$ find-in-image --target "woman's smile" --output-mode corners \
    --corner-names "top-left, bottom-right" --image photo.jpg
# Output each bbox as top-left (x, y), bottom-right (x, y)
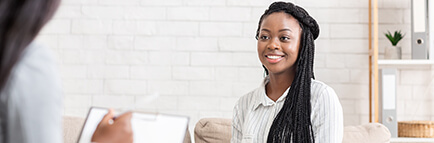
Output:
top-left (265, 54), bottom-right (285, 64)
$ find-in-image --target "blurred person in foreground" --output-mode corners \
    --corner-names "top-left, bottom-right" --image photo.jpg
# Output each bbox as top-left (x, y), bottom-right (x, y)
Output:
top-left (0, 0), bottom-right (133, 142)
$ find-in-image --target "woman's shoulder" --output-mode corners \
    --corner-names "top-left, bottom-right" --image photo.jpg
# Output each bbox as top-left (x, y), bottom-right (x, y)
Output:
top-left (310, 79), bottom-right (340, 106)
top-left (21, 42), bottom-right (57, 67)
top-left (310, 79), bottom-right (331, 93)
top-left (5, 42), bottom-right (61, 97)
top-left (12, 43), bottom-right (58, 82)
top-left (235, 86), bottom-right (263, 109)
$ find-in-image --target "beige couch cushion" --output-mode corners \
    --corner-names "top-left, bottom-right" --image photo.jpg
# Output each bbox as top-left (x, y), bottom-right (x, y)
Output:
top-left (343, 123), bottom-right (391, 143)
top-left (63, 116), bottom-right (85, 143)
top-left (194, 118), bottom-right (391, 143)
top-left (194, 118), bottom-right (232, 143)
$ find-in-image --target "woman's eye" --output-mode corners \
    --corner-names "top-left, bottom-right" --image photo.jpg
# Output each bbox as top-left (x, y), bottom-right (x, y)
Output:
top-left (260, 36), bottom-right (269, 40)
top-left (280, 37), bottom-right (290, 41)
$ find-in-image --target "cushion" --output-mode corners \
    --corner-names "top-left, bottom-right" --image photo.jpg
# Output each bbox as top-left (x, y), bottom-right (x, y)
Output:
top-left (194, 118), bottom-right (232, 143)
top-left (183, 129), bottom-right (192, 143)
top-left (63, 116), bottom-right (85, 143)
top-left (193, 118), bottom-right (391, 143)
top-left (343, 123), bottom-right (391, 143)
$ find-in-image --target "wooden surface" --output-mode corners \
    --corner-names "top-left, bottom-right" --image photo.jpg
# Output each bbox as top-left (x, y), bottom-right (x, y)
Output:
top-left (391, 137), bottom-right (434, 143)
top-left (373, 0), bottom-right (379, 123)
top-left (368, 0), bottom-right (373, 123)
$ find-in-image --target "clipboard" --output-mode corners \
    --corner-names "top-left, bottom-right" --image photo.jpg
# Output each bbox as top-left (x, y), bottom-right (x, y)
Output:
top-left (77, 107), bottom-right (189, 143)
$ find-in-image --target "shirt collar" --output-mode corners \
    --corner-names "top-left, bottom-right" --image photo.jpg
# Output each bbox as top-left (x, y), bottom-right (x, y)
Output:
top-left (252, 76), bottom-right (290, 110)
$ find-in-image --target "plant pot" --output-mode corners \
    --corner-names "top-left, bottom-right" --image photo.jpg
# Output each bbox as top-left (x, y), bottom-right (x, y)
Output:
top-left (385, 46), bottom-right (402, 59)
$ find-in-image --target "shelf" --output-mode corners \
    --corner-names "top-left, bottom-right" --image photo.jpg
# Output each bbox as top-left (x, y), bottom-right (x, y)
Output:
top-left (391, 137), bottom-right (434, 143)
top-left (378, 60), bottom-right (434, 65)
top-left (377, 60), bottom-right (434, 69)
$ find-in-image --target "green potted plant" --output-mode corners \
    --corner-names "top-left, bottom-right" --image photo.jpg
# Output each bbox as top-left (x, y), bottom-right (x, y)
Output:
top-left (384, 30), bottom-right (405, 59)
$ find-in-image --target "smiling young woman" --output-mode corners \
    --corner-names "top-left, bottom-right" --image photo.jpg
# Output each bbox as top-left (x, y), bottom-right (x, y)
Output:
top-left (257, 12), bottom-right (301, 102)
top-left (231, 2), bottom-right (344, 143)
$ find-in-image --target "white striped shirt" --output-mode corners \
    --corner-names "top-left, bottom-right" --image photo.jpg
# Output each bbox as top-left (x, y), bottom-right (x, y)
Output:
top-left (231, 77), bottom-right (343, 143)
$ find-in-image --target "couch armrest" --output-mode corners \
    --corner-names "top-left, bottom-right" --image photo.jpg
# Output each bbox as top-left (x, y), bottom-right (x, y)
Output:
top-left (194, 118), bottom-right (232, 143)
top-left (343, 123), bottom-right (391, 143)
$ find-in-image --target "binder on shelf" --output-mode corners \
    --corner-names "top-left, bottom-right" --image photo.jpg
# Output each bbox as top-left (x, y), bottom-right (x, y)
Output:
top-left (429, 0), bottom-right (434, 60)
top-left (412, 0), bottom-right (429, 59)
top-left (379, 69), bottom-right (398, 137)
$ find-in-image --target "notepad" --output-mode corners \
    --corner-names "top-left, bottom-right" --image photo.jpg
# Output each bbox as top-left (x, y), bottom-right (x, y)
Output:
top-left (77, 107), bottom-right (189, 143)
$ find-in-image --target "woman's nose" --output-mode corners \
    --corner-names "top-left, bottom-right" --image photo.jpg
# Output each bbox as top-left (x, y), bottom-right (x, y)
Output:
top-left (267, 39), bottom-right (280, 50)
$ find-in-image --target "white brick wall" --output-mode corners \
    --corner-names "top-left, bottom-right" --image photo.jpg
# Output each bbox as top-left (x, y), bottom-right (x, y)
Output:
top-left (168, 7), bottom-right (209, 21)
top-left (72, 20), bottom-right (112, 34)
top-left (200, 22), bottom-right (243, 36)
top-left (34, 0), bottom-right (429, 136)
top-left (104, 80), bottom-right (147, 94)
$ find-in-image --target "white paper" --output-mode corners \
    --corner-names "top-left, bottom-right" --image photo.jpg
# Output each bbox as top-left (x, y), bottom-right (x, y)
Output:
top-left (78, 108), bottom-right (108, 143)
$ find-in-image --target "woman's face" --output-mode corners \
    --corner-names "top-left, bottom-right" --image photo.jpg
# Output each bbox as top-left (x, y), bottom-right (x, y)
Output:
top-left (257, 12), bottom-right (302, 76)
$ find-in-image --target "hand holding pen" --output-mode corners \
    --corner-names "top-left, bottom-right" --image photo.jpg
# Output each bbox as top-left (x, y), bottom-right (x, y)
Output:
top-left (91, 109), bottom-right (134, 143)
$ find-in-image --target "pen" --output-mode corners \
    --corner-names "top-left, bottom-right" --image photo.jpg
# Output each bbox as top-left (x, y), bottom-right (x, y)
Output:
top-left (112, 109), bottom-right (132, 121)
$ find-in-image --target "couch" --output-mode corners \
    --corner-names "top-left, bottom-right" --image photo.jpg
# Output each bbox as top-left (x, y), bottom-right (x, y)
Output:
top-left (64, 116), bottom-right (391, 143)
top-left (194, 118), bottom-right (392, 143)
top-left (63, 116), bottom-right (85, 143)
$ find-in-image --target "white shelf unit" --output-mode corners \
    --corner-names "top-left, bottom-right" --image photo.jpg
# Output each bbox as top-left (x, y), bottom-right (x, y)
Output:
top-left (369, 0), bottom-right (434, 142)
top-left (391, 137), bottom-right (434, 143)
top-left (377, 60), bottom-right (433, 142)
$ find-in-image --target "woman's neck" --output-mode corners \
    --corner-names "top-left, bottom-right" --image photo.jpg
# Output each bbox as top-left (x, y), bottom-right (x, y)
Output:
top-left (266, 71), bottom-right (295, 102)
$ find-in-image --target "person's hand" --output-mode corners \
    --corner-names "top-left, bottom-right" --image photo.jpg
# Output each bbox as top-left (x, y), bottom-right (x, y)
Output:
top-left (91, 109), bottom-right (133, 143)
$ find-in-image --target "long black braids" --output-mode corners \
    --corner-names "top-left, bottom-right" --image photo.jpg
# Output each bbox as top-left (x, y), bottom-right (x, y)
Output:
top-left (255, 2), bottom-right (320, 143)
